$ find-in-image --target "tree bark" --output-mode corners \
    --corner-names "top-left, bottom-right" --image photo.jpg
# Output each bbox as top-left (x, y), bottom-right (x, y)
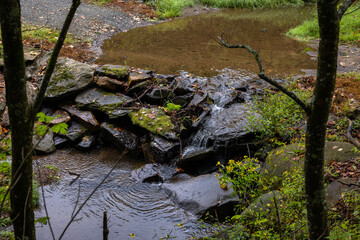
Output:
top-left (304, 1), bottom-right (339, 239)
top-left (0, 1), bottom-right (36, 239)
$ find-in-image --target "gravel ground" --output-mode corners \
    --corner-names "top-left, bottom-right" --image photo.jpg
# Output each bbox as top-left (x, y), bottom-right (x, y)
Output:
top-left (20, 0), bottom-right (158, 53)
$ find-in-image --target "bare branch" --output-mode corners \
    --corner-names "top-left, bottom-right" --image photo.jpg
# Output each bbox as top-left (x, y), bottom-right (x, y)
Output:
top-left (338, 0), bottom-right (358, 19)
top-left (34, 160), bottom-right (56, 240)
top-left (218, 37), bottom-right (312, 114)
top-left (32, 0), bottom-right (81, 116)
top-left (58, 150), bottom-right (128, 240)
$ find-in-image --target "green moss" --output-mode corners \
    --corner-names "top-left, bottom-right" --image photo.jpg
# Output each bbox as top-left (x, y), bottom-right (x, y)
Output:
top-left (101, 66), bottom-right (129, 79)
top-left (46, 64), bottom-right (76, 96)
top-left (129, 108), bottom-right (176, 137)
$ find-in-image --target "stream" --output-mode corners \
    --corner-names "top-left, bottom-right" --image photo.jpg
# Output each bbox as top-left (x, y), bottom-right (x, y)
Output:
top-left (35, 148), bottom-right (209, 239)
top-left (35, 6), bottom-right (316, 240)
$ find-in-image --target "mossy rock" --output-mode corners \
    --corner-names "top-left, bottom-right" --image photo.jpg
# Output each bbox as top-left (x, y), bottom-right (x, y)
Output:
top-left (95, 64), bottom-right (130, 81)
top-left (129, 108), bottom-right (177, 139)
top-left (240, 190), bottom-right (285, 218)
top-left (261, 141), bottom-right (358, 180)
top-left (45, 58), bottom-right (95, 101)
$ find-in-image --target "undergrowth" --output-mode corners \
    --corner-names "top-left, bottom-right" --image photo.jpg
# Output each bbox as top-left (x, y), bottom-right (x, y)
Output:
top-left (146, 0), bottom-right (313, 18)
top-left (247, 80), bottom-right (311, 144)
top-left (287, 3), bottom-right (360, 45)
top-left (209, 163), bottom-right (360, 239)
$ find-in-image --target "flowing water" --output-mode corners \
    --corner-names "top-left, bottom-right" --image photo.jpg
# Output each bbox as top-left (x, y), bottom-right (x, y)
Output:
top-left (36, 7), bottom-right (317, 239)
top-left (35, 148), bottom-right (208, 239)
top-left (98, 7), bottom-right (317, 77)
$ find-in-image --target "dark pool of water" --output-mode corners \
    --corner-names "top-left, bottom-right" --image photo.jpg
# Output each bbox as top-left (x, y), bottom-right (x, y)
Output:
top-left (34, 148), bottom-right (210, 240)
top-left (98, 6), bottom-right (317, 77)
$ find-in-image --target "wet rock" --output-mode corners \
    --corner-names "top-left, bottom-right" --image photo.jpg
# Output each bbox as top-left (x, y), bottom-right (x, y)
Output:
top-left (95, 76), bottom-right (128, 92)
top-left (33, 130), bottom-right (56, 154)
top-left (53, 135), bottom-right (70, 148)
top-left (142, 135), bottom-right (179, 163)
top-left (173, 75), bottom-right (196, 95)
top-left (45, 58), bottom-right (95, 101)
top-left (61, 104), bottom-right (99, 132)
top-left (170, 93), bottom-right (193, 108)
top-left (161, 172), bottom-right (238, 218)
top-left (50, 110), bottom-right (71, 125)
top-left (100, 122), bottom-right (141, 157)
top-left (76, 135), bottom-right (96, 150)
top-left (127, 80), bottom-right (152, 96)
top-left (189, 92), bottom-right (207, 106)
top-left (129, 71), bottom-right (152, 88)
top-left (131, 163), bottom-right (164, 183)
top-left (177, 147), bottom-right (218, 175)
top-left (262, 142), bottom-right (359, 180)
top-left (75, 88), bottom-right (133, 119)
top-left (145, 87), bottom-right (175, 105)
top-left (129, 108), bottom-right (177, 140)
top-left (95, 64), bottom-right (129, 81)
top-left (63, 121), bottom-right (88, 142)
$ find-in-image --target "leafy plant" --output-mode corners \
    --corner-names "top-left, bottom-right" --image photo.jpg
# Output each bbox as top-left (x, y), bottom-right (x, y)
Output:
top-left (217, 157), bottom-right (262, 211)
top-left (248, 83), bottom-right (311, 143)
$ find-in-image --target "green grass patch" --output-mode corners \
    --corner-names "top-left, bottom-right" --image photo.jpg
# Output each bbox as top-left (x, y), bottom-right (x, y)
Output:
top-left (148, 0), bottom-right (312, 18)
top-left (150, 0), bottom-right (196, 19)
top-left (287, 3), bottom-right (360, 44)
top-left (86, 0), bottom-right (111, 6)
top-left (199, 0), bottom-right (305, 8)
top-left (21, 24), bottom-right (79, 44)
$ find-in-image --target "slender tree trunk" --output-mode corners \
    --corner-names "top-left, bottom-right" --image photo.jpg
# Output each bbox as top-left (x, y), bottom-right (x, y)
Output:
top-left (0, 1), bottom-right (36, 239)
top-left (304, 1), bottom-right (339, 239)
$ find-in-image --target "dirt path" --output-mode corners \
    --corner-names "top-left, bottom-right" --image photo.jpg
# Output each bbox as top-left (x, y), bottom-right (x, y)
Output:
top-left (20, 0), bottom-right (159, 54)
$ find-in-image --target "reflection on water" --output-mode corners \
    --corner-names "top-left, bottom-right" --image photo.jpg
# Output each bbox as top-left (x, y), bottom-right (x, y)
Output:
top-left (34, 148), bottom-right (208, 240)
top-left (98, 7), bottom-right (316, 77)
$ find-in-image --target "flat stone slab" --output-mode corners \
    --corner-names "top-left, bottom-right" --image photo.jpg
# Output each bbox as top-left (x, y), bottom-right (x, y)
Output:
top-left (161, 172), bottom-right (238, 217)
top-left (75, 88), bottom-right (133, 119)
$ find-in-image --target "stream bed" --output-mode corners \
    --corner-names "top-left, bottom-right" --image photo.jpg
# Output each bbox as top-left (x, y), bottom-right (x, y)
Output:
top-left (35, 148), bottom-right (209, 239)
top-left (35, 6), bottom-right (317, 240)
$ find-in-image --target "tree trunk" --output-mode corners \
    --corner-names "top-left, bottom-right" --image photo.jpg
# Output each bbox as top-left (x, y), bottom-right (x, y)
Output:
top-left (304, 1), bottom-right (339, 239)
top-left (0, 0), bottom-right (36, 239)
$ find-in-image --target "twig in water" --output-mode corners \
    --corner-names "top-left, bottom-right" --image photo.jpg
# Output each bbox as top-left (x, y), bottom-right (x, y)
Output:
top-left (58, 150), bottom-right (128, 240)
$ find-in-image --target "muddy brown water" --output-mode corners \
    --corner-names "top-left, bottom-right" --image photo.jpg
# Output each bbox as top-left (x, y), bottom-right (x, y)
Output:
top-left (98, 7), bottom-right (317, 77)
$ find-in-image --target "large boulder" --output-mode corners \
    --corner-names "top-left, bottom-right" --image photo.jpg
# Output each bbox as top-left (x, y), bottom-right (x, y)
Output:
top-left (262, 142), bottom-right (359, 179)
top-left (161, 172), bottom-right (238, 220)
top-left (62, 121), bottom-right (88, 142)
top-left (45, 58), bottom-right (95, 101)
top-left (75, 88), bottom-right (133, 119)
